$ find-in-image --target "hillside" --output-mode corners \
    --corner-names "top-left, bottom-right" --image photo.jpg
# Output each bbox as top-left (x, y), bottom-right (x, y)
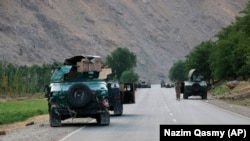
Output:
top-left (0, 0), bottom-right (248, 83)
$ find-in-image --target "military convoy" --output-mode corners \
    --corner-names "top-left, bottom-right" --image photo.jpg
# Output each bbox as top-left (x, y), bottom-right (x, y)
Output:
top-left (44, 55), bottom-right (208, 127)
top-left (45, 55), bottom-right (135, 127)
top-left (181, 69), bottom-right (208, 99)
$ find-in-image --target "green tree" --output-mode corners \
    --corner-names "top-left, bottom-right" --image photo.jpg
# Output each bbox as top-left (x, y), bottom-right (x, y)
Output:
top-left (232, 9), bottom-right (250, 79)
top-left (0, 61), bottom-right (54, 95)
top-left (246, 55), bottom-right (250, 74)
top-left (120, 70), bottom-right (139, 83)
top-left (210, 6), bottom-right (250, 80)
top-left (231, 32), bottom-right (249, 79)
top-left (0, 61), bottom-right (4, 93)
top-left (209, 40), bottom-right (235, 80)
top-left (13, 69), bottom-right (19, 94)
top-left (168, 60), bottom-right (187, 82)
top-left (1, 75), bottom-right (8, 94)
top-left (240, 1), bottom-right (250, 35)
top-left (185, 41), bottom-right (213, 81)
top-left (105, 47), bottom-right (137, 80)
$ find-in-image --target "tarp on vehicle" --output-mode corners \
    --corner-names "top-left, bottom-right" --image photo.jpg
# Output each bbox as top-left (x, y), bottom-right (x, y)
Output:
top-left (51, 65), bottom-right (72, 82)
top-left (64, 55), bottom-right (103, 72)
top-left (188, 69), bottom-right (204, 82)
top-left (64, 55), bottom-right (101, 65)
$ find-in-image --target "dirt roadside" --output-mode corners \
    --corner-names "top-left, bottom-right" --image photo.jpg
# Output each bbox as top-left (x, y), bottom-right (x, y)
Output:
top-left (205, 97), bottom-right (250, 118)
top-left (0, 116), bottom-right (94, 141)
top-left (206, 81), bottom-right (250, 118)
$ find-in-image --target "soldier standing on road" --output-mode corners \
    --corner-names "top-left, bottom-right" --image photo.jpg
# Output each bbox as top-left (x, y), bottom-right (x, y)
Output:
top-left (175, 80), bottom-right (181, 101)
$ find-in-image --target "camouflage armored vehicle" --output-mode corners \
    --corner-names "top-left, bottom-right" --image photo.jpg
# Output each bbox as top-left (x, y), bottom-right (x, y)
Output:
top-left (182, 69), bottom-right (207, 99)
top-left (45, 55), bottom-right (112, 127)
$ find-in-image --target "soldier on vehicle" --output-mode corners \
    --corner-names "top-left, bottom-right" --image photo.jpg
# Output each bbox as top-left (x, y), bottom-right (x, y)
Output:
top-left (175, 80), bottom-right (181, 101)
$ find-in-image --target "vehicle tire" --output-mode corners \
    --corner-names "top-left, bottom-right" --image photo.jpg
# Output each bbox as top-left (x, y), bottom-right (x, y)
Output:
top-left (192, 83), bottom-right (201, 93)
top-left (202, 91), bottom-right (207, 100)
top-left (183, 92), bottom-right (188, 99)
top-left (67, 83), bottom-right (91, 107)
top-left (96, 112), bottom-right (110, 125)
top-left (114, 103), bottom-right (123, 116)
top-left (49, 107), bottom-right (61, 127)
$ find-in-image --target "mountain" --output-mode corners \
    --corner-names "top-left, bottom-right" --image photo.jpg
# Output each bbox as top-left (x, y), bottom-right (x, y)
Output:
top-left (0, 0), bottom-right (248, 83)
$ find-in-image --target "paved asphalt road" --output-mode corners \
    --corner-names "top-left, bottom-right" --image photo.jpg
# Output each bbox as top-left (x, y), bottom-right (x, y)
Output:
top-left (59, 84), bottom-right (250, 141)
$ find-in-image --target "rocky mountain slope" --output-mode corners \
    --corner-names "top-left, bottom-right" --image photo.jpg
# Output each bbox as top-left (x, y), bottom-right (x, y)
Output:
top-left (0, 0), bottom-right (248, 83)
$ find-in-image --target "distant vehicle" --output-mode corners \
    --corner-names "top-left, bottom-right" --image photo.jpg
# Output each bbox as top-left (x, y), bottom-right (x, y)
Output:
top-left (161, 80), bottom-right (174, 88)
top-left (138, 80), bottom-right (151, 88)
top-left (161, 80), bottom-right (165, 88)
top-left (165, 83), bottom-right (172, 88)
top-left (181, 69), bottom-right (207, 99)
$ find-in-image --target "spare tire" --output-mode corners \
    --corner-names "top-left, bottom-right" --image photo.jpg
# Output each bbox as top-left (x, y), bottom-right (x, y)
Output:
top-left (67, 83), bottom-right (92, 107)
top-left (192, 83), bottom-right (201, 92)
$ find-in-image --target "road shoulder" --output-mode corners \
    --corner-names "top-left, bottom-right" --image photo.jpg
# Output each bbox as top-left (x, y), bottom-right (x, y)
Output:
top-left (205, 97), bottom-right (250, 118)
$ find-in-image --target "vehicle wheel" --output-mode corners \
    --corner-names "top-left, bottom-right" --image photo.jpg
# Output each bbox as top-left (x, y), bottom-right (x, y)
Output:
top-left (202, 91), bottom-right (207, 99)
top-left (96, 112), bottom-right (110, 125)
top-left (183, 91), bottom-right (188, 99)
top-left (49, 108), bottom-right (61, 127)
top-left (114, 103), bottom-right (123, 116)
top-left (67, 83), bottom-right (91, 107)
top-left (192, 83), bottom-right (201, 93)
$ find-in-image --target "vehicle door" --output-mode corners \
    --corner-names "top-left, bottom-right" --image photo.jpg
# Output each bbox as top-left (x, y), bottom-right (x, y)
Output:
top-left (120, 83), bottom-right (135, 104)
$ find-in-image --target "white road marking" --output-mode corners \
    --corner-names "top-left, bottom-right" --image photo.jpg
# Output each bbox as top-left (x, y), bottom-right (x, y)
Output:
top-left (59, 119), bottom-right (96, 141)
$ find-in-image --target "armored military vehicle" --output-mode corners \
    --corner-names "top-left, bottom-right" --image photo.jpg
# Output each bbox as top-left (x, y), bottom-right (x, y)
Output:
top-left (182, 69), bottom-right (207, 99)
top-left (45, 55), bottom-right (113, 127)
top-left (45, 55), bottom-right (136, 127)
